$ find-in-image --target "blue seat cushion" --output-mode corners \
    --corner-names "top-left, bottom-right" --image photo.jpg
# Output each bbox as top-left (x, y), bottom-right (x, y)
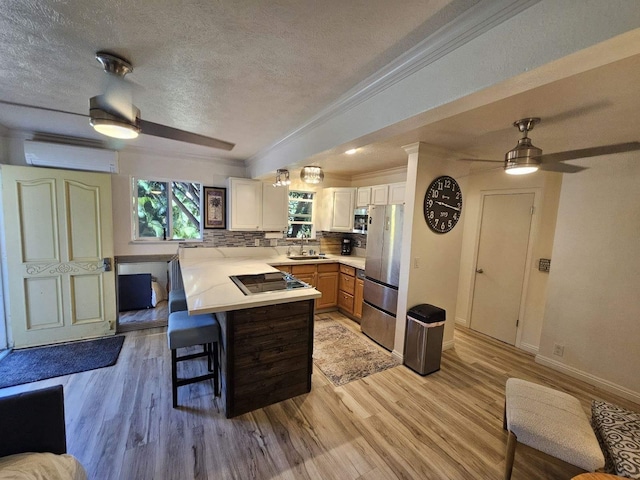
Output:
top-left (168, 289), bottom-right (187, 313)
top-left (167, 311), bottom-right (219, 350)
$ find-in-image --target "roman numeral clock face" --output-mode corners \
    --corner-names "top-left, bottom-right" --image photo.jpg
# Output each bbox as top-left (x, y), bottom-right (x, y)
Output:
top-left (423, 175), bottom-right (462, 233)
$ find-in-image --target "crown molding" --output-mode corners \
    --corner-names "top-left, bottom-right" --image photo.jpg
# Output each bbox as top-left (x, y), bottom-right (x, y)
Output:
top-left (351, 165), bottom-right (407, 182)
top-left (247, 0), bottom-right (540, 168)
top-left (120, 145), bottom-right (244, 167)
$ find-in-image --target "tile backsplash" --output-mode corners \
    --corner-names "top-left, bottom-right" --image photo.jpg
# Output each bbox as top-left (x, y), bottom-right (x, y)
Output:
top-left (200, 230), bottom-right (367, 250)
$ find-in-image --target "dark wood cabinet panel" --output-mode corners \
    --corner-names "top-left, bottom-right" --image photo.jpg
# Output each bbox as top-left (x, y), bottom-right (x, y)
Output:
top-left (217, 299), bottom-right (314, 418)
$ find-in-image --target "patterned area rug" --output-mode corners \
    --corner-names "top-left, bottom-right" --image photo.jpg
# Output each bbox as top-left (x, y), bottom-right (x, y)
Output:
top-left (0, 335), bottom-right (125, 388)
top-left (313, 317), bottom-right (399, 386)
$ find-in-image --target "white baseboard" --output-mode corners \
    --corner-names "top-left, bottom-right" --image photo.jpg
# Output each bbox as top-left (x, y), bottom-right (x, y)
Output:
top-left (391, 350), bottom-right (403, 363)
top-left (443, 338), bottom-right (455, 351)
top-left (519, 342), bottom-right (539, 355)
top-left (455, 316), bottom-right (468, 327)
top-left (535, 354), bottom-right (640, 404)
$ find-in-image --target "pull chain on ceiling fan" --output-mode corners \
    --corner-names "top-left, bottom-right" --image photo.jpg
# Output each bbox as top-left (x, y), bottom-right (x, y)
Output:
top-left (460, 117), bottom-right (640, 175)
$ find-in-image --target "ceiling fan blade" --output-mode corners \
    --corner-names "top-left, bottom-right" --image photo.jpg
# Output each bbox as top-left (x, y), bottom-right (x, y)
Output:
top-left (0, 100), bottom-right (88, 118)
top-left (458, 158), bottom-right (503, 163)
top-left (539, 163), bottom-right (588, 174)
top-left (139, 119), bottom-right (235, 151)
top-left (539, 142), bottom-right (640, 163)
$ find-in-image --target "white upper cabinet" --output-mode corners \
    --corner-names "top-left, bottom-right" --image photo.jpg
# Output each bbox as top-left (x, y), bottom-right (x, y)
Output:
top-left (262, 183), bottom-right (289, 231)
top-left (356, 187), bottom-right (371, 207)
top-left (320, 187), bottom-right (355, 232)
top-left (388, 182), bottom-right (405, 204)
top-left (371, 184), bottom-right (389, 205)
top-left (227, 177), bottom-right (288, 231)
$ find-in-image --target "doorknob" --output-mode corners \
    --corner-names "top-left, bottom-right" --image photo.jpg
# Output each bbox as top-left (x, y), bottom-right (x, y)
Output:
top-left (475, 268), bottom-right (484, 274)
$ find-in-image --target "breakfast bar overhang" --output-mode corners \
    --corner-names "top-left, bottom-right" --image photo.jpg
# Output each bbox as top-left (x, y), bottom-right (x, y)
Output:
top-left (179, 253), bottom-right (321, 418)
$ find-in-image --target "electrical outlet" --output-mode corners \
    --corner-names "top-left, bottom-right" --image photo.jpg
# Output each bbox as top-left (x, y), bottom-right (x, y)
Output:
top-left (254, 238), bottom-right (260, 247)
top-left (553, 343), bottom-right (564, 357)
top-left (414, 257), bottom-right (420, 268)
top-left (270, 239), bottom-right (277, 246)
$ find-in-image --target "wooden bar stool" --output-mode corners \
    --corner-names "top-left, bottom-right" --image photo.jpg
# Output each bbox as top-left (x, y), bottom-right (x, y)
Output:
top-left (167, 310), bottom-right (220, 408)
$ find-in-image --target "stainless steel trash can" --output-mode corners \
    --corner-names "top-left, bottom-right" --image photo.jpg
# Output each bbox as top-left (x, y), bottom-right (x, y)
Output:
top-left (404, 304), bottom-right (445, 375)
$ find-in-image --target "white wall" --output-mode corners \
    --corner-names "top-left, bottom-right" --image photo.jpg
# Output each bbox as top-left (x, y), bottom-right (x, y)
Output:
top-left (395, 144), bottom-right (467, 356)
top-left (118, 262), bottom-right (168, 291)
top-left (536, 152), bottom-right (640, 401)
top-left (107, 149), bottom-right (245, 255)
top-left (455, 168), bottom-right (562, 353)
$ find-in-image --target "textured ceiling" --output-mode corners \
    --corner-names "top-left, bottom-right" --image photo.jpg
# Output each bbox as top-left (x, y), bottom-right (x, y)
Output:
top-left (0, 0), bottom-right (478, 162)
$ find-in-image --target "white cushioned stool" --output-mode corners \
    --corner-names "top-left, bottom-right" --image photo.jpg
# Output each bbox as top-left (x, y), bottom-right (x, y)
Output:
top-left (503, 378), bottom-right (604, 479)
top-left (167, 310), bottom-right (220, 408)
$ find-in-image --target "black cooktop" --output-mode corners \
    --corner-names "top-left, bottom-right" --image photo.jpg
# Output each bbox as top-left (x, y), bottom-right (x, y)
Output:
top-left (230, 272), bottom-right (311, 295)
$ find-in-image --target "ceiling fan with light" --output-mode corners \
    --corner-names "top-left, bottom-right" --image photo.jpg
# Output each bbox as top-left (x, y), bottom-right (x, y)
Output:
top-left (88, 51), bottom-right (234, 150)
top-left (0, 51), bottom-right (235, 151)
top-left (461, 117), bottom-right (640, 175)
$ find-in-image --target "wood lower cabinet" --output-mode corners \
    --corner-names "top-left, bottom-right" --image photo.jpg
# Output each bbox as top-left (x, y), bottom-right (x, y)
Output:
top-left (291, 264), bottom-right (316, 292)
top-left (338, 264), bottom-right (356, 315)
top-left (272, 262), bottom-right (345, 311)
top-left (316, 263), bottom-right (338, 309)
top-left (286, 263), bottom-right (340, 310)
top-left (216, 300), bottom-right (314, 418)
top-left (354, 275), bottom-right (364, 321)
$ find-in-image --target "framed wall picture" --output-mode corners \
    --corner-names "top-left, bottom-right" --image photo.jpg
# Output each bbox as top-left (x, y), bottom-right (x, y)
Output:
top-left (203, 186), bottom-right (227, 229)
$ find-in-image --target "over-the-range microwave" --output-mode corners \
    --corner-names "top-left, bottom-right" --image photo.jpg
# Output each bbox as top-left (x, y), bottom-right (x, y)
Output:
top-left (353, 207), bottom-right (368, 234)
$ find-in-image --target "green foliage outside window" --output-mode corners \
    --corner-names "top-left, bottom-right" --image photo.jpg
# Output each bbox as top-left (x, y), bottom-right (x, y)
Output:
top-left (136, 179), bottom-right (202, 240)
top-left (288, 191), bottom-right (314, 238)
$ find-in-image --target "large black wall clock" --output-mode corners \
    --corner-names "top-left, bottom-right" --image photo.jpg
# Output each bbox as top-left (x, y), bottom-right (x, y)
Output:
top-left (423, 175), bottom-right (462, 233)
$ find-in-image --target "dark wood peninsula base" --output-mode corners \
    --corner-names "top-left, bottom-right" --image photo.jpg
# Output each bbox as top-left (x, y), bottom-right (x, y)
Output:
top-left (216, 299), bottom-right (315, 418)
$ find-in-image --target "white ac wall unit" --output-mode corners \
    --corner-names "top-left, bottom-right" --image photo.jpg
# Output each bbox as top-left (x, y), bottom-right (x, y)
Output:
top-left (24, 140), bottom-right (119, 173)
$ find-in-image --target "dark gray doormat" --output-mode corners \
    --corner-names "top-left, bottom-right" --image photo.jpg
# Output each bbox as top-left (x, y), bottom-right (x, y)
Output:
top-left (313, 317), bottom-right (399, 386)
top-left (0, 335), bottom-right (125, 389)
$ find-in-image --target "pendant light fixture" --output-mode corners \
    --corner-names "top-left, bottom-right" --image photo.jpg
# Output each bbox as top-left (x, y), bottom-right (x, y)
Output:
top-left (273, 169), bottom-right (291, 187)
top-left (300, 166), bottom-right (324, 184)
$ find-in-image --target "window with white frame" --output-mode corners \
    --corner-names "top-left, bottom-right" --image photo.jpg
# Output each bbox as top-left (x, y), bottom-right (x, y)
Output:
top-left (133, 178), bottom-right (202, 241)
top-left (287, 191), bottom-right (314, 238)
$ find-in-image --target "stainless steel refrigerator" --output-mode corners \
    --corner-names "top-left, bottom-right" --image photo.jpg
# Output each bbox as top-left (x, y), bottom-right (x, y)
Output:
top-left (361, 204), bottom-right (404, 350)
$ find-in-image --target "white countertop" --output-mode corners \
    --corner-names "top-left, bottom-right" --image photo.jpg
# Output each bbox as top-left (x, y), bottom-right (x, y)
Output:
top-left (180, 257), bottom-right (322, 314)
top-left (179, 248), bottom-right (365, 314)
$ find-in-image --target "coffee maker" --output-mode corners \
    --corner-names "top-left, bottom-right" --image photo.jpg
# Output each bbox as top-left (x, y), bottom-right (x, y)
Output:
top-left (341, 237), bottom-right (352, 256)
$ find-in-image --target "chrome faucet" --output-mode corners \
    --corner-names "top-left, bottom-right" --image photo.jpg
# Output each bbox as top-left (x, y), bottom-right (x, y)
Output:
top-left (299, 234), bottom-right (307, 255)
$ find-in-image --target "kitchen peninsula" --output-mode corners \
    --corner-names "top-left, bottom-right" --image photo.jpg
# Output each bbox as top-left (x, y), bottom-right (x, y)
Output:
top-left (179, 250), bottom-right (323, 418)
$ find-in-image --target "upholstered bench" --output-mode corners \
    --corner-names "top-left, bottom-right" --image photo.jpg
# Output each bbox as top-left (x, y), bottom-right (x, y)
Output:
top-left (592, 399), bottom-right (640, 478)
top-left (503, 378), bottom-right (604, 480)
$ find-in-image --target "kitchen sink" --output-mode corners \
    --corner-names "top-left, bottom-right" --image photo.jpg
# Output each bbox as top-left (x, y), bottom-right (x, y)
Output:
top-left (287, 255), bottom-right (322, 260)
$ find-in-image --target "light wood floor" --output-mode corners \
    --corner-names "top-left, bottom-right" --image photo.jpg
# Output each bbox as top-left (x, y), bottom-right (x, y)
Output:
top-left (117, 300), bottom-right (168, 332)
top-left (1, 312), bottom-right (637, 480)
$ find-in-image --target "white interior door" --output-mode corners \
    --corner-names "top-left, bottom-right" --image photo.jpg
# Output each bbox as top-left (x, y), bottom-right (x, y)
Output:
top-left (470, 193), bottom-right (534, 345)
top-left (1, 165), bottom-right (116, 348)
